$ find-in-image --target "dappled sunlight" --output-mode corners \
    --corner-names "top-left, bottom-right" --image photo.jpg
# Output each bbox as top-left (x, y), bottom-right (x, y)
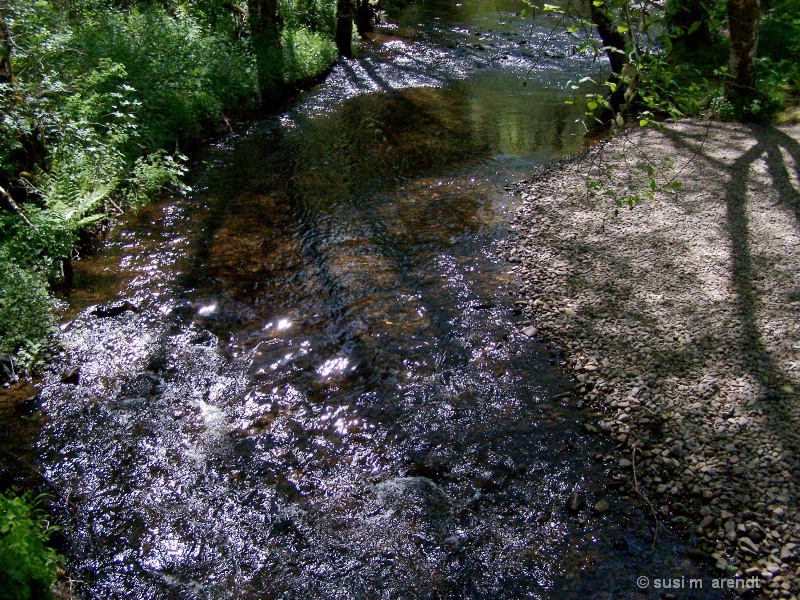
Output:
top-left (24, 0), bottom-right (717, 595)
top-left (514, 121), bottom-right (800, 579)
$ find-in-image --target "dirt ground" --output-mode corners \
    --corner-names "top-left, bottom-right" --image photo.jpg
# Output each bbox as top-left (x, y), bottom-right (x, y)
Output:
top-left (511, 120), bottom-right (800, 598)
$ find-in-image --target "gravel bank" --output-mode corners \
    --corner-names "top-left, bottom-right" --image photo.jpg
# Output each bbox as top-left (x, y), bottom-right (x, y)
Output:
top-left (510, 120), bottom-right (800, 597)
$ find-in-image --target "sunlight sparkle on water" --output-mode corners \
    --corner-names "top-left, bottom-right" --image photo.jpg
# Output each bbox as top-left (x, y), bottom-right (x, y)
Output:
top-left (263, 318), bottom-right (292, 331)
top-left (197, 303), bottom-right (218, 317)
top-left (316, 357), bottom-right (351, 378)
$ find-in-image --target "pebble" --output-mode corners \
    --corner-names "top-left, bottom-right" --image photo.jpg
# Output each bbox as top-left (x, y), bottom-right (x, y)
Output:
top-left (511, 122), bottom-right (800, 593)
top-left (739, 537), bottom-right (760, 555)
top-left (566, 492), bottom-right (586, 514)
top-left (593, 498), bottom-right (610, 514)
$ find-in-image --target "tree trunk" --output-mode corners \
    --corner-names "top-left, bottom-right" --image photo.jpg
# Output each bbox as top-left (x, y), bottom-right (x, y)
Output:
top-left (355, 0), bottom-right (374, 37)
top-left (590, 0), bottom-right (633, 116)
top-left (1, 12), bottom-right (14, 85)
top-left (590, 0), bottom-right (628, 76)
top-left (336, 0), bottom-right (354, 58)
top-left (726, 0), bottom-right (760, 99)
top-left (248, 0), bottom-right (283, 98)
top-left (666, 0), bottom-right (711, 52)
top-left (0, 12), bottom-right (47, 189)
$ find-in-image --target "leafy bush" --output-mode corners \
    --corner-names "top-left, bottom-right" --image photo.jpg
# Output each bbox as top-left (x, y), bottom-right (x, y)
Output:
top-left (0, 491), bottom-right (61, 600)
top-left (282, 27), bottom-right (338, 83)
top-left (74, 5), bottom-right (257, 149)
top-left (0, 0), bottom-right (338, 373)
top-left (757, 0), bottom-right (800, 101)
top-left (281, 0), bottom-right (336, 34)
top-left (759, 1), bottom-right (800, 64)
top-left (0, 0), bottom-right (251, 371)
top-left (0, 260), bottom-right (54, 371)
top-left (553, 0), bottom-right (800, 125)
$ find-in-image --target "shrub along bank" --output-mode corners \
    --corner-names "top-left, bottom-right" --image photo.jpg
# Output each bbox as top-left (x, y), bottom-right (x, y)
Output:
top-left (1, 1), bottom-right (338, 596)
top-left (0, 0), bottom-right (338, 376)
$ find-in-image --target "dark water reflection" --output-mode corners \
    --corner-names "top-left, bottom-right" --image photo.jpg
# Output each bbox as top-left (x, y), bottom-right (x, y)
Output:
top-left (36, 2), bottom-right (730, 598)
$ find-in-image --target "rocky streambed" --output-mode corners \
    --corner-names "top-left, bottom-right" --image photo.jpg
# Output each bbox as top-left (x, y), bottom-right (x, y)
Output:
top-left (509, 120), bottom-right (800, 598)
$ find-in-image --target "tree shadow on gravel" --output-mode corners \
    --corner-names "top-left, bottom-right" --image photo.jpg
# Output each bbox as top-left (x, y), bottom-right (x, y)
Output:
top-left (663, 123), bottom-right (800, 491)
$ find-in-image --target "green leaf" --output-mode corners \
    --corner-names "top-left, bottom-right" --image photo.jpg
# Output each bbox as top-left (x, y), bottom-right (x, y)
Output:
top-left (687, 21), bottom-right (701, 35)
top-left (76, 213), bottom-right (108, 228)
top-left (617, 24), bottom-right (629, 33)
top-left (587, 101), bottom-right (599, 110)
top-left (639, 118), bottom-right (649, 126)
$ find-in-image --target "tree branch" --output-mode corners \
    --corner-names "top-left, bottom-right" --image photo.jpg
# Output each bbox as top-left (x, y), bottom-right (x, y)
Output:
top-left (0, 184), bottom-right (40, 233)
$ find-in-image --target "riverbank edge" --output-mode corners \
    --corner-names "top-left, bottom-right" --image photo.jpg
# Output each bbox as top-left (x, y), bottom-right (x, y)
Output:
top-left (508, 120), bottom-right (800, 598)
top-left (0, 59), bottom-right (341, 600)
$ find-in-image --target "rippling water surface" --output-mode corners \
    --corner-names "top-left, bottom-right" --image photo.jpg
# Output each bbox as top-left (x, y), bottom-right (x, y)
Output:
top-left (35, 1), bottom-right (729, 597)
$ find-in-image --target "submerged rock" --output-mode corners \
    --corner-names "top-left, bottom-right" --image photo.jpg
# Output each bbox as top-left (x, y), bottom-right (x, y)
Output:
top-left (593, 498), bottom-right (610, 514)
top-left (61, 366), bottom-right (80, 385)
top-left (373, 476), bottom-right (451, 512)
top-left (566, 491), bottom-right (585, 514)
top-left (89, 299), bottom-right (139, 318)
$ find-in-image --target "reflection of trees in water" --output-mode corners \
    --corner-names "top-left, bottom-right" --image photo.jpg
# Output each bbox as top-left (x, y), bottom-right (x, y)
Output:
top-left (183, 88), bottom-right (489, 331)
top-left (187, 75), bottom-right (583, 329)
top-left (463, 79), bottom-right (579, 158)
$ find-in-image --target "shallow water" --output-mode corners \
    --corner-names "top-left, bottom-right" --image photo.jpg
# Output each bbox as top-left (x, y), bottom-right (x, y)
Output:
top-left (35, 2), bottom-right (732, 598)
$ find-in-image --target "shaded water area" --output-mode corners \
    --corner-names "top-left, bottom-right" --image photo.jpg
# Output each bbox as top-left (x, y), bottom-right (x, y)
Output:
top-left (30, 1), bottom-right (732, 598)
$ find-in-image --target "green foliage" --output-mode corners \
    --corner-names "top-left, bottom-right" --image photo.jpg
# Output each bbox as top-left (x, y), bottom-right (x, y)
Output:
top-left (755, 0), bottom-right (800, 110)
top-left (759, 1), bottom-right (800, 64)
top-left (1, 0), bottom-right (340, 373)
top-left (576, 146), bottom-right (682, 212)
top-left (58, 3), bottom-right (257, 150)
top-left (0, 259), bottom-right (54, 371)
top-left (280, 0), bottom-right (336, 33)
top-left (279, 0), bottom-right (338, 83)
top-left (552, 0), bottom-right (797, 125)
top-left (0, 0), bottom-right (237, 371)
top-left (0, 490), bottom-right (61, 600)
top-left (281, 27), bottom-right (338, 82)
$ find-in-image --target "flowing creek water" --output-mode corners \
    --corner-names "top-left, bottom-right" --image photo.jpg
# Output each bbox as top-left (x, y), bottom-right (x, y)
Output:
top-left (25, 0), bottom-right (732, 597)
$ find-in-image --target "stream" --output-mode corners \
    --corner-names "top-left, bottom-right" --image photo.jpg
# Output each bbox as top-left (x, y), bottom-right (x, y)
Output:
top-left (29, 0), bottom-right (731, 597)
